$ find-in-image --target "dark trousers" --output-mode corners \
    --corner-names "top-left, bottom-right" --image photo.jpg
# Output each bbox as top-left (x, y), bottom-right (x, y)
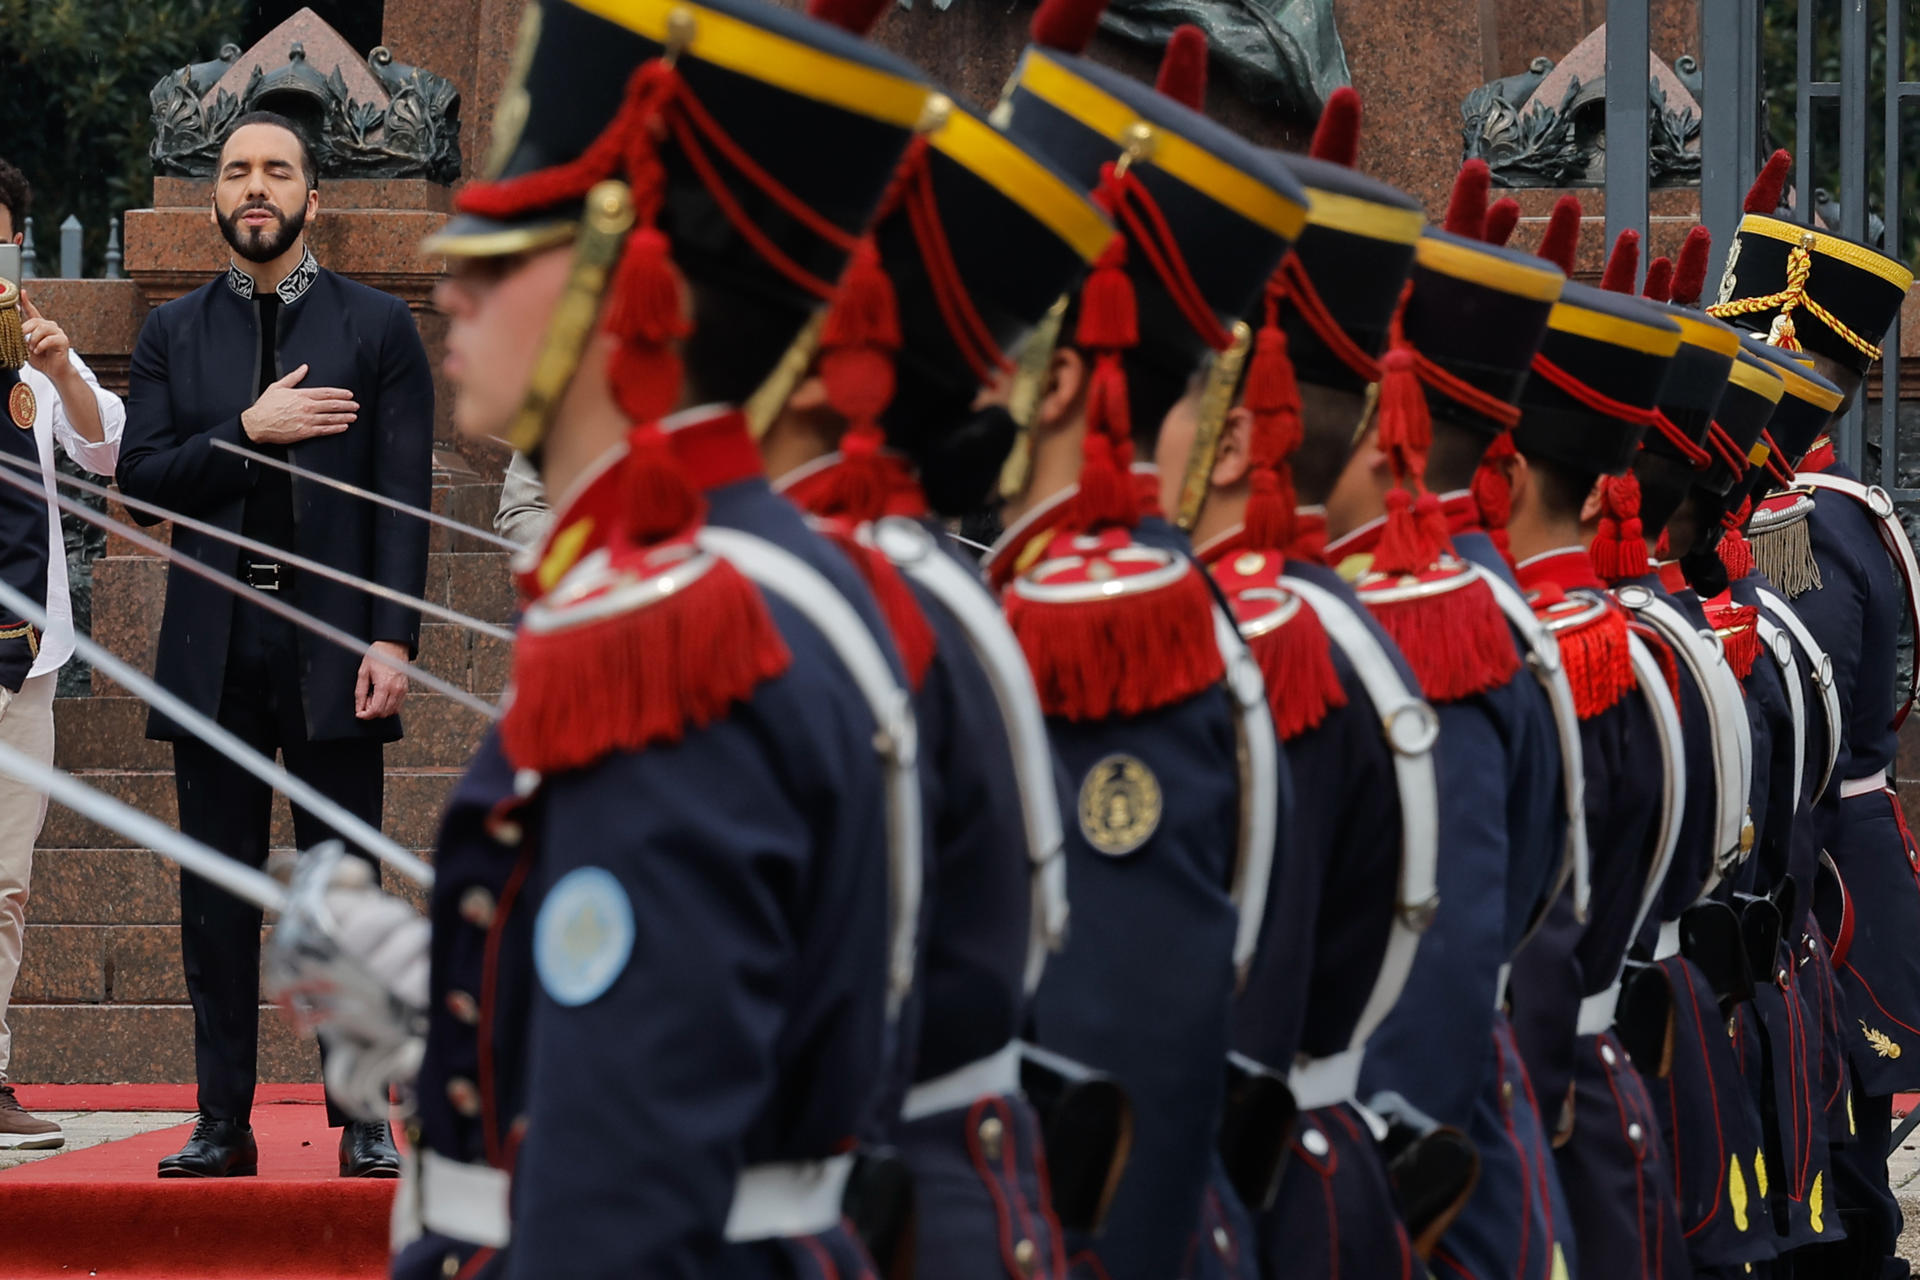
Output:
top-left (172, 604), bottom-right (382, 1129)
top-left (1792, 1074), bottom-right (1910, 1279)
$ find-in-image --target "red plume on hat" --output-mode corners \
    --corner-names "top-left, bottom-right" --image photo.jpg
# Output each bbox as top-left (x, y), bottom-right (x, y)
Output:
top-left (1483, 197), bottom-right (1521, 248)
top-left (1443, 159), bottom-right (1491, 241)
top-left (1031, 0), bottom-right (1110, 54)
top-left (1746, 149), bottom-right (1793, 215)
top-left (1155, 25), bottom-right (1209, 110)
top-left (1642, 257), bottom-right (1674, 302)
top-left (1535, 195), bottom-right (1583, 275)
top-left (805, 0), bottom-right (892, 33)
top-left (1670, 227), bottom-right (1711, 306)
top-left (1600, 229), bottom-right (1640, 294)
top-left (1309, 86), bottom-right (1361, 167)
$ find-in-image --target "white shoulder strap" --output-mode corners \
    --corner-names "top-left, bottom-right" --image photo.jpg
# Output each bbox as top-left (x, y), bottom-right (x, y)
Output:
top-left (1476, 569), bottom-right (1591, 925)
top-left (1798, 471), bottom-right (1920, 728)
top-left (1623, 631), bottom-right (1686, 962)
top-left (1754, 587), bottom-right (1840, 802)
top-left (1212, 605), bottom-right (1280, 985)
top-left (696, 526), bottom-right (923, 1020)
top-left (871, 518), bottom-right (1068, 996)
top-left (1278, 574), bottom-right (1439, 1055)
top-left (1615, 586), bottom-right (1752, 895)
top-left (1755, 614), bottom-right (1807, 808)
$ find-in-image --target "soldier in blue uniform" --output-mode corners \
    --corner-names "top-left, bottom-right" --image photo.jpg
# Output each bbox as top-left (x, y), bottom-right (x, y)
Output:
top-left (979, 7), bottom-right (1305, 1273)
top-left (747, 15), bottom-right (1120, 1270)
top-left (1708, 148), bottom-right (1917, 1280)
top-left (1493, 235), bottom-right (1694, 1280)
top-left (1155, 87), bottom-right (1438, 1278)
top-left (1322, 187), bottom-right (1580, 1279)
top-left (279, 0), bottom-right (956, 1274)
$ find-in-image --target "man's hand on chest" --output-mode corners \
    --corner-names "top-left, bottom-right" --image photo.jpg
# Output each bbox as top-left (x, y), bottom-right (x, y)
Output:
top-left (242, 363), bottom-right (358, 446)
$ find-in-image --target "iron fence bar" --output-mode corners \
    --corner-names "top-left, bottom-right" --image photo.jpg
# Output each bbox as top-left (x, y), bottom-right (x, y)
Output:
top-left (1703, 0), bottom-right (1751, 282)
top-left (1883, 0), bottom-right (1903, 487)
top-left (1839, 0), bottom-right (1872, 474)
top-left (1606, 0), bottom-right (1652, 261)
top-left (1798, 0), bottom-right (1816, 207)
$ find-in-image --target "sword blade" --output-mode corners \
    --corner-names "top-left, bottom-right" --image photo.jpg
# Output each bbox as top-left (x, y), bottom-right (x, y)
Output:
top-left (0, 453), bottom-right (513, 642)
top-left (0, 740), bottom-right (288, 914)
top-left (209, 438), bottom-right (523, 554)
top-left (0, 463), bottom-right (500, 721)
top-left (0, 576), bottom-right (434, 887)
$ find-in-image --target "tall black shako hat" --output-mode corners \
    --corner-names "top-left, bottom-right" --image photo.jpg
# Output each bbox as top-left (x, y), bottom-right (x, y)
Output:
top-left (1708, 149), bottom-right (1913, 374)
top-left (774, 0), bottom-right (1116, 522)
top-left (424, 0), bottom-right (932, 456)
top-left (1699, 345), bottom-right (1785, 498)
top-left (996, 0), bottom-right (1309, 534)
top-left (1729, 337), bottom-right (1841, 509)
top-left (1637, 227), bottom-right (1742, 465)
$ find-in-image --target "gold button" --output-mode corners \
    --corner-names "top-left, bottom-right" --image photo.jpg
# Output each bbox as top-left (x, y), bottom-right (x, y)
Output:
top-left (446, 991), bottom-right (480, 1025)
top-left (1628, 1122), bottom-right (1645, 1149)
top-left (1014, 1238), bottom-right (1037, 1273)
top-left (446, 1076), bottom-right (482, 1117)
top-left (1601, 1042), bottom-right (1617, 1067)
top-left (1233, 552), bottom-right (1266, 576)
top-left (978, 1115), bottom-right (1004, 1161)
top-left (1212, 1226), bottom-right (1231, 1255)
top-left (459, 887), bottom-right (496, 928)
top-left (442, 1254), bottom-right (460, 1277)
top-left (1501, 1080), bottom-right (1515, 1107)
top-left (487, 817), bottom-right (523, 847)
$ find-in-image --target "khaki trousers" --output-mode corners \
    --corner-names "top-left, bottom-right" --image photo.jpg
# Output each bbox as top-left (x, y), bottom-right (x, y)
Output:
top-left (0, 672), bottom-right (55, 1080)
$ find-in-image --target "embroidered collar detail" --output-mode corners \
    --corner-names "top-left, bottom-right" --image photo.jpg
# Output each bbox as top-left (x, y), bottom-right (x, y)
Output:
top-left (225, 247), bottom-right (319, 305)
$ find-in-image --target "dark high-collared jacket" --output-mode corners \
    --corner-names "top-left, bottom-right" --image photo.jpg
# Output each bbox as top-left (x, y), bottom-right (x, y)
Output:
top-left (117, 253), bottom-right (433, 742)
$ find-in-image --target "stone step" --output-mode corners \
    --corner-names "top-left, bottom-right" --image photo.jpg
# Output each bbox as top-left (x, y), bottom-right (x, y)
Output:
top-left (7, 1002), bottom-right (320, 1084)
top-left (39, 768), bottom-right (461, 850)
top-left (53, 692), bottom-right (493, 772)
top-left (27, 849), bottom-right (430, 929)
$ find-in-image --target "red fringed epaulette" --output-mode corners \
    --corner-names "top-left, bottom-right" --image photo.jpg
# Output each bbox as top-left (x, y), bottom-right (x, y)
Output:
top-left (1533, 589), bottom-right (1634, 719)
top-left (1346, 556), bottom-right (1520, 703)
top-left (1717, 527), bottom-right (1755, 582)
top-left (815, 520), bottom-right (936, 692)
top-left (1004, 531), bottom-right (1226, 722)
top-left (1208, 547), bottom-right (1348, 740)
top-left (1704, 596), bottom-right (1763, 682)
top-left (501, 540), bottom-right (793, 774)
top-left (1626, 617), bottom-right (1683, 711)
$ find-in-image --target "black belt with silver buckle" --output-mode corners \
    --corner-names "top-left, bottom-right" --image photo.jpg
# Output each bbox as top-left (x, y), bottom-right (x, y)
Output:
top-left (242, 560), bottom-right (288, 591)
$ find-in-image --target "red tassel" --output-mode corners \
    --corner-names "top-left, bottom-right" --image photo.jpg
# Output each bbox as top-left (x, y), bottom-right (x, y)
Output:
top-left (1484, 198), bottom-right (1521, 248)
top-left (1246, 601), bottom-right (1348, 739)
top-left (621, 423), bottom-right (705, 545)
top-left (1719, 528), bottom-right (1755, 581)
top-left (1704, 598), bottom-right (1763, 680)
top-left (1535, 195), bottom-right (1583, 276)
top-left (1308, 86), bottom-right (1362, 167)
top-left (1030, 0), bottom-right (1109, 54)
top-left (1471, 431), bottom-right (1517, 565)
top-left (1600, 229), bottom-right (1641, 294)
top-left (1443, 160), bottom-right (1491, 240)
top-left (1671, 227), bottom-right (1712, 306)
top-left (1373, 487), bottom-right (1442, 575)
top-left (1746, 149), bottom-right (1793, 215)
top-left (604, 225), bottom-right (693, 425)
top-left (818, 523), bottom-right (935, 691)
top-left (1548, 607), bottom-right (1636, 719)
top-left (1588, 474), bottom-right (1649, 582)
top-left (806, 0), bottom-right (893, 33)
top-left (1360, 573), bottom-right (1521, 703)
top-left (1075, 238), bottom-right (1137, 350)
top-left (1155, 25), bottom-right (1208, 110)
top-left (1066, 235), bottom-right (1140, 533)
top-left (1642, 257), bottom-right (1675, 303)
top-left (501, 554), bottom-right (792, 774)
top-left (1241, 318), bottom-right (1305, 550)
top-left (1373, 346), bottom-right (1431, 461)
top-left (1004, 565), bottom-right (1225, 721)
top-left (814, 239), bottom-right (903, 524)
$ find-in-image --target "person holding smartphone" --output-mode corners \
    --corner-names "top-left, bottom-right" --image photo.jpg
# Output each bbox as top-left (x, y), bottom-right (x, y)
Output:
top-left (0, 156), bottom-right (125, 1150)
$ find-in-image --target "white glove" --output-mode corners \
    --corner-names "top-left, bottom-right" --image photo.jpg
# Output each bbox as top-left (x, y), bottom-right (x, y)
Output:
top-left (321, 856), bottom-right (431, 1011)
top-left (0, 685), bottom-right (13, 727)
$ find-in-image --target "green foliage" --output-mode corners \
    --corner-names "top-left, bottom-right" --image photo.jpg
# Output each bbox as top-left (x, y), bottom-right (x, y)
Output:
top-left (0, 0), bottom-right (246, 275)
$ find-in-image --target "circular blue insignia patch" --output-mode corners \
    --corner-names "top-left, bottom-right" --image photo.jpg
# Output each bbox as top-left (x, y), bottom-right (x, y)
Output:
top-left (534, 867), bottom-right (634, 1007)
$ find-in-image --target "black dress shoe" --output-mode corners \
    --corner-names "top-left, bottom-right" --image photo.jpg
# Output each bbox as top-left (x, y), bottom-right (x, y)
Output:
top-left (339, 1119), bottom-right (401, 1178)
top-left (157, 1116), bottom-right (258, 1178)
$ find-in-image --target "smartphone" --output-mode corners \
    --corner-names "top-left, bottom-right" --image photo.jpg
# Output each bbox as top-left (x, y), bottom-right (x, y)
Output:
top-left (0, 244), bottom-right (17, 289)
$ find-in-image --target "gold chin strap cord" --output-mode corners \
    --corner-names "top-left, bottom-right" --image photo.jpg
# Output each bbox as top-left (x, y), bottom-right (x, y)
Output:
top-left (1173, 321), bottom-right (1253, 531)
top-left (996, 294), bottom-right (1071, 502)
top-left (500, 180), bottom-right (637, 456)
top-left (1708, 234), bottom-right (1883, 361)
top-left (0, 280), bottom-right (27, 372)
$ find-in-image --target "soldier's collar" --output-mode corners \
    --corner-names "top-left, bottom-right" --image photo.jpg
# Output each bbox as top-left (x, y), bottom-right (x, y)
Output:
top-left (1514, 545), bottom-right (1603, 595)
top-left (516, 439), bottom-right (631, 600)
top-left (224, 246), bottom-right (319, 306)
top-left (1799, 433), bottom-right (1837, 474)
top-left (773, 449), bottom-right (929, 521)
top-left (1654, 558), bottom-right (1691, 595)
top-left (984, 484), bottom-right (1080, 589)
top-left (1438, 489), bottom-right (1482, 536)
top-left (1324, 510), bottom-right (1384, 564)
top-left (658, 404), bottom-right (764, 493)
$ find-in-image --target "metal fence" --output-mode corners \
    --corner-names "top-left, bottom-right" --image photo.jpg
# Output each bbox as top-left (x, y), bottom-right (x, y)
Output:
top-left (16, 214), bottom-right (124, 282)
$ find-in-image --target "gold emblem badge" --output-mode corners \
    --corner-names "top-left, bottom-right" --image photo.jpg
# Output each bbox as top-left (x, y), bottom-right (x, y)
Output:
top-left (1728, 1153), bottom-right (1750, 1232)
top-left (1753, 1148), bottom-right (1768, 1198)
top-left (1809, 1170), bottom-right (1826, 1233)
top-left (7, 382), bottom-right (32, 430)
top-left (1715, 234), bottom-right (1742, 306)
top-left (1861, 1020), bottom-right (1903, 1058)
top-left (1078, 755), bottom-right (1162, 857)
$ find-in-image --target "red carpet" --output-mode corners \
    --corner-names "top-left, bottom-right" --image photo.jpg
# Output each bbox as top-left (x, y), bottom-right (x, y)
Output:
top-left (14, 1081), bottom-right (326, 1111)
top-left (0, 1101), bottom-right (393, 1277)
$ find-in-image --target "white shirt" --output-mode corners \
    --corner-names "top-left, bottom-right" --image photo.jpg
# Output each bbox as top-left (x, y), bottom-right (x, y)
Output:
top-left (19, 354), bottom-right (124, 677)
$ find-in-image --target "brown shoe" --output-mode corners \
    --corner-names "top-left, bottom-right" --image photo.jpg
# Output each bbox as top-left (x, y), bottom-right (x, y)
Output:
top-left (0, 1085), bottom-right (63, 1150)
